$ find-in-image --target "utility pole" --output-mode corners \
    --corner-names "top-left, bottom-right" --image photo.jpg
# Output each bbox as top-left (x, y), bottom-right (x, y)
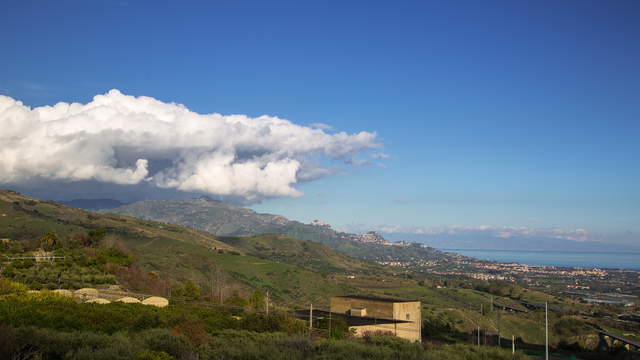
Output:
top-left (209, 268), bottom-right (213, 301)
top-left (512, 335), bottom-right (515, 356)
top-left (265, 291), bottom-right (269, 316)
top-left (545, 301), bottom-right (549, 360)
top-left (328, 311), bottom-right (332, 337)
top-left (497, 310), bottom-right (501, 347)
top-left (477, 324), bottom-right (480, 347)
top-left (309, 303), bottom-right (313, 331)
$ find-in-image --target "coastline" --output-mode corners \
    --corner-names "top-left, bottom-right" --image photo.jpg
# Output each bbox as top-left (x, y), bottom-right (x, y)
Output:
top-left (438, 248), bottom-right (640, 271)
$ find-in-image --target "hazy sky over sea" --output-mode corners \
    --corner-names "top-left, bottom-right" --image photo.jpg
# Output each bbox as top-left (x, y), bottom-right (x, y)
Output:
top-left (1, 1), bottom-right (638, 245)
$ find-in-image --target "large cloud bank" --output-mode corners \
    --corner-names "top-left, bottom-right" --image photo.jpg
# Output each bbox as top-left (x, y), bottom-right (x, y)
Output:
top-left (0, 90), bottom-right (379, 200)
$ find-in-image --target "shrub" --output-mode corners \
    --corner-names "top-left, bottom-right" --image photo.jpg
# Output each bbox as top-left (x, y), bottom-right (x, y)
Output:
top-left (224, 293), bottom-right (249, 308)
top-left (172, 319), bottom-right (209, 346)
top-left (248, 290), bottom-right (265, 312)
top-left (137, 350), bottom-right (173, 360)
top-left (174, 280), bottom-right (201, 301)
top-left (0, 325), bottom-right (528, 360)
top-left (66, 332), bottom-right (137, 360)
top-left (554, 318), bottom-right (589, 336)
top-left (0, 278), bottom-right (28, 295)
top-left (87, 228), bottom-right (107, 247)
top-left (38, 231), bottom-right (61, 251)
top-left (0, 326), bottom-right (140, 360)
top-left (240, 313), bottom-right (306, 334)
top-left (93, 246), bottom-right (134, 266)
top-left (137, 328), bottom-right (193, 359)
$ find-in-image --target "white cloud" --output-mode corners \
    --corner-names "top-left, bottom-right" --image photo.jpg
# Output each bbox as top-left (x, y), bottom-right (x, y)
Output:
top-left (342, 224), bottom-right (593, 242)
top-left (0, 90), bottom-right (380, 201)
top-left (344, 157), bottom-right (370, 166)
top-left (371, 152), bottom-right (390, 159)
top-left (310, 122), bottom-right (334, 131)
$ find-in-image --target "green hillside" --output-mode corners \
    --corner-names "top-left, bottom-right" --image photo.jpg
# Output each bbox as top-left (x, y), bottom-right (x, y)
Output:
top-left (0, 190), bottom-right (235, 252)
top-left (104, 197), bottom-right (448, 263)
top-left (216, 233), bottom-right (379, 273)
top-left (102, 197), bottom-right (295, 236)
top-left (0, 190), bottom-right (369, 305)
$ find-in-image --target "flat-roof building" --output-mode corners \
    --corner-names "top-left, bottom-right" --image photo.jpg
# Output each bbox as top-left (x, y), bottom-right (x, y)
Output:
top-left (330, 295), bottom-right (421, 342)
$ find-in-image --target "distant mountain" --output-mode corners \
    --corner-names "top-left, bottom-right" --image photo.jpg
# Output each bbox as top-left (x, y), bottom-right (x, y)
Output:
top-left (106, 196), bottom-right (291, 235)
top-left (59, 198), bottom-right (127, 210)
top-left (104, 198), bottom-right (447, 263)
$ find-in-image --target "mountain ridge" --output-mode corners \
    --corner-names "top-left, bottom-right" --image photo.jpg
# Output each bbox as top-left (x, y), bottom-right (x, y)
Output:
top-left (103, 198), bottom-right (447, 263)
top-left (58, 198), bottom-right (127, 210)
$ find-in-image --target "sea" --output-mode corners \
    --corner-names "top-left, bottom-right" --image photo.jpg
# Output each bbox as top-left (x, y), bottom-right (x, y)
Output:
top-left (438, 249), bottom-right (640, 270)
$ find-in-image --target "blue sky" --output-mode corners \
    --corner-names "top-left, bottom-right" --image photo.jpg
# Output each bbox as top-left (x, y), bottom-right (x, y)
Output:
top-left (1, 1), bottom-right (639, 244)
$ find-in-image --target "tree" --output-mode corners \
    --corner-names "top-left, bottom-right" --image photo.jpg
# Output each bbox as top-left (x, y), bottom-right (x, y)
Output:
top-left (248, 290), bottom-right (265, 312)
top-left (176, 280), bottom-right (200, 301)
top-left (38, 231), bottom-right (60, 251)
top-left (223, 291), bottom-right (248, 308)
top-left (208, 266), bottom-right (228, 304)
top-left (87, 228), bottom-right (107, 247)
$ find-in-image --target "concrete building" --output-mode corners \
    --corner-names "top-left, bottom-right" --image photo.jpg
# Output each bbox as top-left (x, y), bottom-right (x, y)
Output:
top-left (330, 295), bottom-right (421, 342)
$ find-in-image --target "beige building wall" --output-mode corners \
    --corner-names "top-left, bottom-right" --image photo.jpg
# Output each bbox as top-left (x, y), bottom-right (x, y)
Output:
top-left (351, 323), bottom-right (398, 337)
top-left (392, 301), bottom-right (422, 342)
top-left (330, 297), bottom-right (394, 318)
top-left (330, 296), bottom-right (422, 342)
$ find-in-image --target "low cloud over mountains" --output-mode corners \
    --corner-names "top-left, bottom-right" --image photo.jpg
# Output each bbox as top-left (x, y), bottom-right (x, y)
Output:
top-left (371, 225), bottom-right (591, 242)
top-left (342, 224), bottom-right (638, 251)
top-left (0, 90), bottom-right (379, 201)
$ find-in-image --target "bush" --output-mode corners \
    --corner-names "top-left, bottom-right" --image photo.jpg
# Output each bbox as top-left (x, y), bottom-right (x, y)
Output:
top-left (93, 246), bottom-right (134, 266)
top-left (248, 290), bottom-right (265, 312)
top-left (137, 350), bottom-right (172, 360)
top-left (174, 280), bottom-right (201, 300)
top-left (87, 228), bottom-right (107, 247)
top-left (0, 326), bottom-right (139, 360)
top-left (0, 278), bottom-right (28, 295)
top-left (554, 318), bottom-right (588, 336)
top-left (38, 231), bottom-right (61, 251)
top-left (0, 325), bottom-right (528, 360)
top-left (172, 319), bottom-right (209, 346)
top-left (137, 328), bottom-right (192, 359)
top-left (223, 293), bottom-right (248, 308)
top-left (240, 313), bottom-right (306, 334)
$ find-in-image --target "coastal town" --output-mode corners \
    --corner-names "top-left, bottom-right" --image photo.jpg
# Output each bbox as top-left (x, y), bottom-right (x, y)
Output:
top-left (334, 229), bottom-right (640, 306)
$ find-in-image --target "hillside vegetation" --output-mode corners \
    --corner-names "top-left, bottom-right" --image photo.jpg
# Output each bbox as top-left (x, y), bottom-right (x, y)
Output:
top-left (0, 190), bottom-right (374, 305)
top-left (1, 190), bottom-right (637, 359)
top-left (0, 284), bottom-right (526, 360)
top-left (104, 197), bottom-right (447, 263)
